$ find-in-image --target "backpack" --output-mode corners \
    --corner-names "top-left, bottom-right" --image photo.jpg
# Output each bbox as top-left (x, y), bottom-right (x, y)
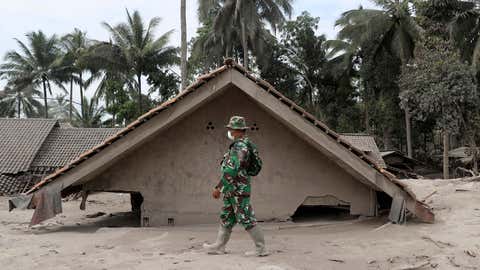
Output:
top-left (246, 141), bottom-right (263, 176)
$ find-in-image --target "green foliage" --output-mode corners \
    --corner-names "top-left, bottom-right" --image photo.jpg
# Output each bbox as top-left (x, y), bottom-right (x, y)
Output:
top-left (259, 12), bottom-right (360, 131)
top-left (72, 96), bottom-right (105, 127)
top-left (0, 31), bottom-right (66, 118)
top-left (399, 37), bottom-right (479, 135)
top-left (197, 0), bottom-right (293, 68)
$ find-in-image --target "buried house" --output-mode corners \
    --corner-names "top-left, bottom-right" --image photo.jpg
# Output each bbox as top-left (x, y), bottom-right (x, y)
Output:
top-left (10, 60), bottom-right (434, 226)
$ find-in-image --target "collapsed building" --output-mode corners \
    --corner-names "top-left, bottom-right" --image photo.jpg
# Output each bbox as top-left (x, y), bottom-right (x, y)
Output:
top-left (9, 60), bottom-right (434, 226)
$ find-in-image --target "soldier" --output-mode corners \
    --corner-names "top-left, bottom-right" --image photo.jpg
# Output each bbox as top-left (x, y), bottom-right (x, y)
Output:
top-left (203, 116), bottom-right (268, 257)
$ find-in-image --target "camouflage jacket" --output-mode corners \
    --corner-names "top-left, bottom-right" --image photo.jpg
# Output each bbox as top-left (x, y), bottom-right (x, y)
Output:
top-left (216, 137), bottom-right (252, 197)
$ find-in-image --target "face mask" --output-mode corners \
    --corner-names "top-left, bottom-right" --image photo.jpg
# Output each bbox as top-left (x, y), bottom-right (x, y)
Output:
top-left (227, 130), bottom-right (235, 141)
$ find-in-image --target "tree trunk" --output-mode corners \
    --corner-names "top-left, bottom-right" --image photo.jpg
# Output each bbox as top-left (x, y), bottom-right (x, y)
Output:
top-left (180, 0), bottom-right (187, 91)
top-left (443, 131), bottom-right (450, 179)
top-left (137, 73), bottom-right (142, 115)
top-left (405, 110), bottom-right (413, 158)
top-left (471, 135), bottom-right (478, 175)
top-left (79, 72), bottom-right (84, 119)
top-left (241, 21), bottom-right (248, 70)
top-left (69, 77), bottom-right (73, 123)
top-left (383, 126), bottom-right (393, 151)
top-left (42, 78), bottom-right (48, 118)
top-left (364, 102), bottom-right (370, 133)
top-left (17, 93), bottom-right (21, 118)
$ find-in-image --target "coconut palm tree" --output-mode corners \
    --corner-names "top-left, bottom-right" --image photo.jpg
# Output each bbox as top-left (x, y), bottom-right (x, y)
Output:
top-left (61, 28), bottom-right (91, 122)
top-left (0, 31), bottom-right (65, 118)
top-left (180, 0), bottom-right (188, 90)
top-left (449, 1), bottom-right (480, 69)
top-left (198, 0), bottom-right (293, 69)
top-left (0, 83), bottom-right (43, 118)
top-left (99, 9), bottom-right (178, 115)
top-left (336, 0), bottom-right (422, 157)
top-left (73, 96), bottom-right (105, 127)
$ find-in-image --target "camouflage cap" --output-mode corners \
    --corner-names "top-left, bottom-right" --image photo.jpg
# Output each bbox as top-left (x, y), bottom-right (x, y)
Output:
top-left (225, 116), bottom-right (249, 130)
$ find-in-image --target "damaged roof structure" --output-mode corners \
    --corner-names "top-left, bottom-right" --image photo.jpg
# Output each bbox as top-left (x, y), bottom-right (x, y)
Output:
top-left (0, 118), bottom-right (120, 195)
top-left (10, 59), bottom-right (434, 226)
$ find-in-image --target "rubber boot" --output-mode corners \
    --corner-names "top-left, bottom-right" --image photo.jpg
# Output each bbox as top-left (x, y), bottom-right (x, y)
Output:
top-left (203, 226), bottom-right (232, 255)
top-left (245, 226), bottom-right (269, 257)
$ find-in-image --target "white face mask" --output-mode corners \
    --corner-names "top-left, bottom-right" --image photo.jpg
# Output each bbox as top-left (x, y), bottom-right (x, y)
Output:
top-left (227, 130), bottom-right (235, 141)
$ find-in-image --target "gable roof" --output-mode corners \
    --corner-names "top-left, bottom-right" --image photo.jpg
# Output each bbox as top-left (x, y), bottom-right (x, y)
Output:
top-left (340, 134), bottom-right (387, 169)
top-left (22, 59), bottom-right (434, 223)
top-left (31, 127), bottom-right (121, 168)
top-left (0, 118), bottom-right (57, 174)
top-left (0, 118), bottom-right (120, 195)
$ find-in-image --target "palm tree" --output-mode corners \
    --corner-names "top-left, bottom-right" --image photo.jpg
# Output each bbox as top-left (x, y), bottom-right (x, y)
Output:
top-left (0, 83), bottom-right (43, 118)
top-left (49, 94), bottom-right (71, 120)
top-left (100, 9), bottom-right (178, 115)
top-left (61, 28), bottom-right (91, 122)
top-left (0, 31), bottom-right (65, 118)
top-left (336, 0), bottom-right (422, 157)
top-left (449, 1), bottom-right (480, 69)
top-left (73, 96), bottom-right (105, 127)
top-left (199, 0), bottom-right (293, 69)
top-left (181, 0), bottom-right (188, 90)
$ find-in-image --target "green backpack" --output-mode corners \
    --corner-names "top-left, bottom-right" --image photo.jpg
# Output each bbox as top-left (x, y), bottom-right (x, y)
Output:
top-left (246, 141), bottom-right (263, 176)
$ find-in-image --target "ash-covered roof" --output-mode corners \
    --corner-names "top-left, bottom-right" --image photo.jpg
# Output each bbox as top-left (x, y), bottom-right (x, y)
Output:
top-left (0, 118), bottom-right (120, 195)
top-left (0, 118), bottom-right (57, 174)
top-left (340, 134), bottom-right (387, 168)
top-left (31, 127), bottom-right (121, 168)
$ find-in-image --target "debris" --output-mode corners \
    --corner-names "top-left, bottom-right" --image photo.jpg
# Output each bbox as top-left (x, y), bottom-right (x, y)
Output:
top-left (372, 221), bottom-right (392, 232)
top-left (464, 250), bottom-right (476, 257)
top-left (421, 191), bottom-right (437, 202)
top-left (421, 236), bottom-right (454, 248)
top-left (455, 188), bottom-right (471, 192)
top-left (393, 260), bottom-right (430, 270)
top-left (86, 212), bottom-right (106, 218)
top-left (448, 256), bottom-right (461, 267)
top-left (389, 194), bottom-right (407, 224)
top-left (328, 258), bottom-right (345, 263)
top-left (95, 244), bottom-right (114, 250)
top-left (367, 259), bottom-right (377, 264)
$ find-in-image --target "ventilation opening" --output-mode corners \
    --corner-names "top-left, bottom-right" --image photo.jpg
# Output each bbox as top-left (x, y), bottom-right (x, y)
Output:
top-left (206, 121), bottom-right (215, 130)
top-left (291, 196), bottom-right (356, 222)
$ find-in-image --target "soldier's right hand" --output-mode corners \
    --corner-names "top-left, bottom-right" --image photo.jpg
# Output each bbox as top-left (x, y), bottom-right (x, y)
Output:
top-left (212, 188), bottom-right (221, 199)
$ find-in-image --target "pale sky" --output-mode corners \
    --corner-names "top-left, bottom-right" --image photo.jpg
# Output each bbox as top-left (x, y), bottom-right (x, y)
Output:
top-left (0, 0), bottom-right (375, 101)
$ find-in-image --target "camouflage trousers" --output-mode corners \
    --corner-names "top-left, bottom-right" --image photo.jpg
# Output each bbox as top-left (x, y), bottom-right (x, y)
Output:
top-left (220, 196), bottom-right (257, 230)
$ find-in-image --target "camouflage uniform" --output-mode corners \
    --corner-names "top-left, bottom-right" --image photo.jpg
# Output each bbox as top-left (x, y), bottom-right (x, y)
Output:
top-left (204, 116), bottom-right (268, 257)
top-left (215, 117), bottom-right (258, 230)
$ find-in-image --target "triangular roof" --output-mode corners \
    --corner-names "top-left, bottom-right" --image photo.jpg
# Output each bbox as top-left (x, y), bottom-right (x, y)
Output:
top-left (23, 59), bottom-right (434, 223)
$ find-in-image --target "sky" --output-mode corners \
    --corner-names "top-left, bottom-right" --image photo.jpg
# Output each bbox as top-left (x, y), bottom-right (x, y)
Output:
top-left (0, 0), bottom-right (375, 102)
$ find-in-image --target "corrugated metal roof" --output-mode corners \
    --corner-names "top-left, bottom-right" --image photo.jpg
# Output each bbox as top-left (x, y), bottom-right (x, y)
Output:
top-left (31, 127), bottom-right (121, 168)
top-left (340, 134), bottom-right (387, 168)
top-left (0, 118), bottom-right (57, 174)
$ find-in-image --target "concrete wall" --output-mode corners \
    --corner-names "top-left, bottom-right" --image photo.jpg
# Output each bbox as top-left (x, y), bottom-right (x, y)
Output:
top-left (85, 86), bottom-right (375, 226)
